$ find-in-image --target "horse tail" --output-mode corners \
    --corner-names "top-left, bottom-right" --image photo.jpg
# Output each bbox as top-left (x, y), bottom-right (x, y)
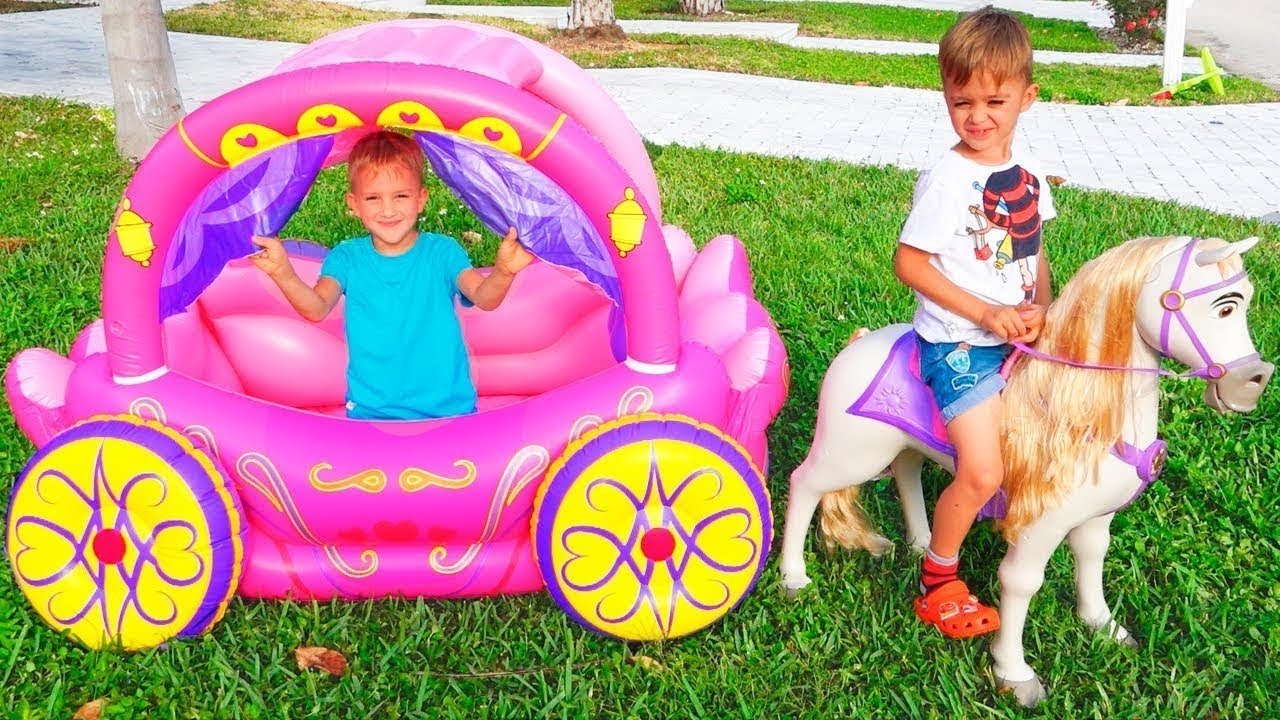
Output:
top-left (819, 485), bottom-right (885, 555)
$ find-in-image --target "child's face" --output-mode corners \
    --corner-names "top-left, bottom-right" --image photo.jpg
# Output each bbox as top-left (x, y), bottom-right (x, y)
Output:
top-left (345, 164), bottom-right (428, 253)
top-left (942, 72), bottom-right (1038, 164)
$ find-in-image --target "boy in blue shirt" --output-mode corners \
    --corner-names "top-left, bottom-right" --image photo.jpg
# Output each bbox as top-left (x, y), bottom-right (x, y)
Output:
top-left (251, 130), bottom-right (533, 420)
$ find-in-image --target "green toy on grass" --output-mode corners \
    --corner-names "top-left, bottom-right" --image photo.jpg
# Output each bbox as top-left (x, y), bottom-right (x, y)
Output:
top-left (1152, 47), bottom-right (1225, 100)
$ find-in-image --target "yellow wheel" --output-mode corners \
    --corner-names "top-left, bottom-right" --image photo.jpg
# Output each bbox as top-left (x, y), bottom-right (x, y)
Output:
top-left (533, 414), bottom-right (772, 641)
top-left (6, 415), bottom-right (244, 650)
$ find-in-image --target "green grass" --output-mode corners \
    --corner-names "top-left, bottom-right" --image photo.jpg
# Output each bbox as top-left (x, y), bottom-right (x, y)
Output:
top-left (0, 0), bottom-right (89, 11)
top-left (3, 95), bottom-right (1280, 718)
top-left (164, 0), bottom-right (1278, 106)
top-left (426, 0), bottom-right (1116, 53)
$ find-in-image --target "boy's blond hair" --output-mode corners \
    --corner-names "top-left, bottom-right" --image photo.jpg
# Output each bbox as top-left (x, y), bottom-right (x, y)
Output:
top-left (938, 8), bottom-right (1033, 88)
top-left (347, 130), bottom-right (424, 187)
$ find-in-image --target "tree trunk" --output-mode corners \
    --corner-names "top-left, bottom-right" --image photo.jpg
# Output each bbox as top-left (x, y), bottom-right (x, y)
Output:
top-left (679, 0), bottom-right (724, 16)
top-left (568, 0), bottom-right (616, 29)
top-left (101, 0), bottom-right (184, 160)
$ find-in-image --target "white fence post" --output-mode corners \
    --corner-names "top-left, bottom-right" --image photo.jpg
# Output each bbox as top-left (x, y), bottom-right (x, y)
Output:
top-left (1163, 0), bottom-right (1195, 87)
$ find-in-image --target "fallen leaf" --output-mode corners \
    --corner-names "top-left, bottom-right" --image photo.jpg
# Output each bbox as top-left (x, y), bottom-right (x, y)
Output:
top-left (461, 230), bottom-right (482, 244)
top-left (1046, 175), bottom-right (1067, 187)
top-left (629, 654), bottom-right (665, 672)
top-left (295, 646), bottom-right (347, 677)
top-left (854, 81), bottom-right (871, 86)
top-left (0, 236), bottom-right (32, 251)
top-left (1113, 98), bottom-right (1130, 106)
top-left (73, 699), bottom-right (106, 720)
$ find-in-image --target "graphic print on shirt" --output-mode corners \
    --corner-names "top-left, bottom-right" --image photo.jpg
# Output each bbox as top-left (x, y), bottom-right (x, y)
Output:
top-left (964, 165), bottom-right (1042, 301)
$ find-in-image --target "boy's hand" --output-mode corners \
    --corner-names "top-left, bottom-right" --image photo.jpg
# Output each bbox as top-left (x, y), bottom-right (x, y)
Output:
top-left (249, 235), bottom-right (294, 280)
top-left (1011, 302), bottom-right (1046, 344)
top-left (494, 227), bottom-right (534, 276)
top-left (978, 303), bottom-right (1028, 341)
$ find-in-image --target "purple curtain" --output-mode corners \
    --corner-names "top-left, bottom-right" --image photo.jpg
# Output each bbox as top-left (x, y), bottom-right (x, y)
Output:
top-left (414, 131), bottom-right (621, 308)
top-left (160, 135), bottom-right (333, 319)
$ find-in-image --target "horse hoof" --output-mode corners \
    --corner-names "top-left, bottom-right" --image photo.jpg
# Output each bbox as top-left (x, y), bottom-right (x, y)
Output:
top-left (997, 674), bottom-right (1046, 708)
top-left (781, 575), bottom-right (811, 599)
top-left (1096, 621), bottom-right (1139, 648)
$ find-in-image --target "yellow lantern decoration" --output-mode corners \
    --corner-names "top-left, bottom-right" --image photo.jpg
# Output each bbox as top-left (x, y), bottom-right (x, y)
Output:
top-left (114, 198), bottom-right (155, 267)
top-left (607, 188), bottom-right (646, 258)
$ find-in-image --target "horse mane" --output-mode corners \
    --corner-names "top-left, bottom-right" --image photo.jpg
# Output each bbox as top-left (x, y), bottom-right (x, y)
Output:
top-left (998, 236), bottom-right (1187, 541)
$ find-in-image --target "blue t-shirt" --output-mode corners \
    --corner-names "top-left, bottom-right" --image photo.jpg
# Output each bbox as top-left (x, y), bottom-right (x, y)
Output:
top-left (320, 233), bottom-right (476, 420)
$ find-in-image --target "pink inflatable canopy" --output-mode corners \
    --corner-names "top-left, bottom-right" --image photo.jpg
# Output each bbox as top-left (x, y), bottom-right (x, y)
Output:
top-left (103, 20), bottom-right (679, 380)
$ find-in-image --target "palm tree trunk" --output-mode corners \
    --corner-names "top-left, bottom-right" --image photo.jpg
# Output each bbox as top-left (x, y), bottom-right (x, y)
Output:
top-left (679, 0), bottom-right (725, 15)
top-left (101, 0), bottom-right (184, 160)
top-left (569, 0), bottom-right (616, 29)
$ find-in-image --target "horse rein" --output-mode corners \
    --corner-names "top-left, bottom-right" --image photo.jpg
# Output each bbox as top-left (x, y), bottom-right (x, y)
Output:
top-left (1012, 238), bottom-right (1260, 382)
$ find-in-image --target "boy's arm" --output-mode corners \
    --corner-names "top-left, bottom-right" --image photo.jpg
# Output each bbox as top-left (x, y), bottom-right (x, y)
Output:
top-left (276, 274), bottom-right (342, 323)
top-left (250, 235), bottom-right (342, 322)
top-left (457, 228), bottom-right (533, 311)
top-left (894, 243), bottom-right (1027, 341)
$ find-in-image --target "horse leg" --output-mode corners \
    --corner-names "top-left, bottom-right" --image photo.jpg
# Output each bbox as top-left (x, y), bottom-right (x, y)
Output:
top-left (890, 450), bottom-right (931, 551)
top-left (780, 427), bottom-right (904, 595)
top-left (1067, 513), bottom-right (1137, 647)
top-left (990, 520), bottom-right (1070, 708)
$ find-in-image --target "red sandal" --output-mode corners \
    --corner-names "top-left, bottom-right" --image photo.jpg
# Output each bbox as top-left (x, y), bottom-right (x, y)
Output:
top-left (914, 580), bottom-right (1001, 638)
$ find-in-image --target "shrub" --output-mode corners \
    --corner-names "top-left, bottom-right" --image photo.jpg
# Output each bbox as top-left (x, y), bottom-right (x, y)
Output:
top-left (1095, 0), bottom-right (1166, 40)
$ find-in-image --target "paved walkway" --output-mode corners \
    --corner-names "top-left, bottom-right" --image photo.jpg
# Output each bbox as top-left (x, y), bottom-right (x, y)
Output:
top-left (1, 4), bottom-right (1277, 220)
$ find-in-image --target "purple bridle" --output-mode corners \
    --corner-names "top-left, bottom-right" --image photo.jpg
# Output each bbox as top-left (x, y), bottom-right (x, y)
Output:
top-left (1014, 238), bottom-right (1259, 381)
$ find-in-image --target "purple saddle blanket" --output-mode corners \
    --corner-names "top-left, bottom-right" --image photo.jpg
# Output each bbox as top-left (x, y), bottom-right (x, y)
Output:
top-left (845, 330), bottom-right (959, 457)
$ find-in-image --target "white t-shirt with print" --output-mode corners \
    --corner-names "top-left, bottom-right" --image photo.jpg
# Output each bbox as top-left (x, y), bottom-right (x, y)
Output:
top-left (899, 148), bottom-right (1056, 346)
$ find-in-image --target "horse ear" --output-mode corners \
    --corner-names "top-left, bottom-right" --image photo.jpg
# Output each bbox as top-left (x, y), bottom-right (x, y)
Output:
top-left (1196, 237), bottom-right (1260, 266)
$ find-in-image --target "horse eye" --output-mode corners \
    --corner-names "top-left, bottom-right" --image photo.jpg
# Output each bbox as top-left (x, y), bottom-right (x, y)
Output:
top-left (1217, 305), bottom-right (1235, 318)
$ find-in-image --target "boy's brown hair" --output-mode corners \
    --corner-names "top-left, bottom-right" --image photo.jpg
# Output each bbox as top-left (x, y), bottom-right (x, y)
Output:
top-left (938, 8), bottom-right (1033, 88)
top-left (347, 130), bottom-right (424, 187)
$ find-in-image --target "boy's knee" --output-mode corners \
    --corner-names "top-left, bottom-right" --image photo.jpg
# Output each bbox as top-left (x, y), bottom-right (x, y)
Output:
top-left (957, 466), bottom-right (1004, 500)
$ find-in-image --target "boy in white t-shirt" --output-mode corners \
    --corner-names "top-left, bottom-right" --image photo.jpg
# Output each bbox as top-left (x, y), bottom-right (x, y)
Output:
top-left (894, 8), bottom-right (1054, 638)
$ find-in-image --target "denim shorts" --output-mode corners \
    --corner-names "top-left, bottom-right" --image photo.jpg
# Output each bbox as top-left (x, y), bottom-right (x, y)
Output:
top-left (917, 338), bottom-right (1012, 422)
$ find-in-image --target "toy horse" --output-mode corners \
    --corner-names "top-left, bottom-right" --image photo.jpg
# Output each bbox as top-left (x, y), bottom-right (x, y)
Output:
top-left (779, 236), bottom-right (1272, 706)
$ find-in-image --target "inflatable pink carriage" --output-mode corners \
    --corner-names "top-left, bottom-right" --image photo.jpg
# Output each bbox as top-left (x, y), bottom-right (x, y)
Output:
top-left (4, 20), bottom-right (788, 650)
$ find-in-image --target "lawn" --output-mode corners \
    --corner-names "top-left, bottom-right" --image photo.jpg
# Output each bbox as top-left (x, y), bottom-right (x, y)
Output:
top-left (425, 0), bottom-right (1117, 53)
top-left (0, 0), bottom-right (89, 11)
top-left (2, 95), bottom-right (1278, 718)
top-left (164, 0), bottom-right (1278, 106)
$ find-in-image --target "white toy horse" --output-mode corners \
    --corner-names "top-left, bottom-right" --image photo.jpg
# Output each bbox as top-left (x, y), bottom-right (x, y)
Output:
top-left (779, 236), bottom-right (1272, 706)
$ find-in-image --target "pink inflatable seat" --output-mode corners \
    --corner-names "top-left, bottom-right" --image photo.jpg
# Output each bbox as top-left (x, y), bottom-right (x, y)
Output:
top-left (161, 248), bottom-right (617, 416)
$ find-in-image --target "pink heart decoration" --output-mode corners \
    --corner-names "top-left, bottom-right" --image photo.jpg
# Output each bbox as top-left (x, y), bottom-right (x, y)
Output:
top-left (399, 112), bottom-right (420, 124)
top-left (236, 134), bottom-right (258, 148)
top-left (317, 114), bottom-right (338, 128)
top-left (483, 127), bottom-right (503, 142)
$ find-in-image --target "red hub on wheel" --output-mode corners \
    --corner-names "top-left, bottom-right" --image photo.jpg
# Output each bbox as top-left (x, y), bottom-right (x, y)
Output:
top-left (92, 528), bottom-right (127, 565)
